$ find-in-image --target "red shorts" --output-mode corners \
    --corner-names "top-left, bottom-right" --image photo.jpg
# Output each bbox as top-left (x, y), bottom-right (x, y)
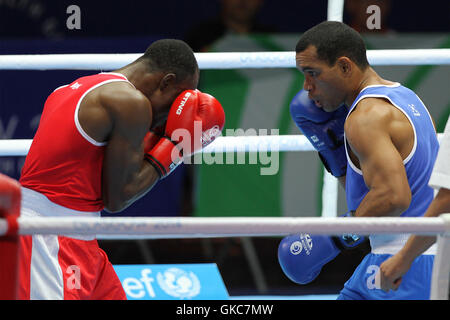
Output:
top-left (18, 188), bottom-right (126, 300)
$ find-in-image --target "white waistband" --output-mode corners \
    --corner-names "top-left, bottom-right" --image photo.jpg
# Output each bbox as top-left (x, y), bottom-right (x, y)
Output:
top-left (21, 187), bottom-right (101, 218)
top-left (20, 187), bottom-right (100, 240)
top-left (370, 234), bottom-right (436, 255)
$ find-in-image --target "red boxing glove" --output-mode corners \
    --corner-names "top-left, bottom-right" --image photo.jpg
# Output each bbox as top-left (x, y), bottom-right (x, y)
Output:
top-left (142, 124), bottom-right (165, 153)
top-left (145, 90), bottom-right (225, 178)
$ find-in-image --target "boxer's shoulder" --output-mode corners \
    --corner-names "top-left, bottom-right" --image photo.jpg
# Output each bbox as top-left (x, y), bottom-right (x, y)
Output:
top-left (79, 81), bottom-right (150, 142)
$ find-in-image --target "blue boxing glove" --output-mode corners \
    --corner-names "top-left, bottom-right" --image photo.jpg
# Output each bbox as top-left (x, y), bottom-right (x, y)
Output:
top-left (335, 211), bottom-right (366, 250)
top-left (278, 233), bottom-right (340, 284)
top-left (278, 216), bottom-right (366, 285)
top-left (290, 89), bottom-right (348, 177)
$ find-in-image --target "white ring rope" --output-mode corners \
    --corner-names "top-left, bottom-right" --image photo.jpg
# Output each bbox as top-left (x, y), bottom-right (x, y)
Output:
top-left (0, 135), bottom-right (312, 157)
top-left (0, 134), bottom-right (444, 157)
top-left (1, 215), bottom-right (449, 239)
top-left (0, 49), bottom-right (449, 70)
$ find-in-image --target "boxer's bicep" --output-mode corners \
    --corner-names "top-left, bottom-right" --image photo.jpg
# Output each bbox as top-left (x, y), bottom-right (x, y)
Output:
top-left (346, 104), bottom-right (411, 216)
top-left (101, 94), bottom-right (154, 212)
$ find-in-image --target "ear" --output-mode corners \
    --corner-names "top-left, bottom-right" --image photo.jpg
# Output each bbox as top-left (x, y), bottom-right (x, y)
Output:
top-left (336, 57), bottom-right (353, 77)
top-left (159, 73), bottom-right (177, 91)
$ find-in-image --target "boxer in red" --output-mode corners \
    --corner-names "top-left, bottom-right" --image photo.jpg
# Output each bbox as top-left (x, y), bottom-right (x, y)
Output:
top-left (17, 39), bottom-right (225, 299)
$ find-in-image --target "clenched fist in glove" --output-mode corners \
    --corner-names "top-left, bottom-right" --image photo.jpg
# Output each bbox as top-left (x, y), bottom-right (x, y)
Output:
top-left (290, 89), bottom-right (348, 177)
top-left (145, 90), bottom-right (225, 178)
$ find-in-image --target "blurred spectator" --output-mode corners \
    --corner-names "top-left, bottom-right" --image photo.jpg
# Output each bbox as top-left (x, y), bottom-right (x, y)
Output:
top-left (0, 0), bottom-right (66, 39)
top-left (345, 0), bottom-right (395, 34)
top-left (185, 0), bottom-right (276, 52)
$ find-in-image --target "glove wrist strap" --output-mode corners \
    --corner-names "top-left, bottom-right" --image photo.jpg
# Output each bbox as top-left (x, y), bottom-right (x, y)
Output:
top-left (144, 137), bottom-right (182, 178)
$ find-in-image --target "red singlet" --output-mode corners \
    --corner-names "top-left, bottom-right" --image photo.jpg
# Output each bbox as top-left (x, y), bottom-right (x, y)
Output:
top-left (20, 72), bottom-right (132, 212)
top-left (18, 73), bottom-right (132, 300)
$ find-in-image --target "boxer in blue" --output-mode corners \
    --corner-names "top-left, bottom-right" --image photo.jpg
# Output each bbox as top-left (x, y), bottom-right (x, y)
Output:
top-left (278, 21), bottom-right (439, 300)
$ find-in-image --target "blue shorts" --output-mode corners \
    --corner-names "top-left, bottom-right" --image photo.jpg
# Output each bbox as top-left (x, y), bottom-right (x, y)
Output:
top-left (337, 253), bottom-right (434, 300)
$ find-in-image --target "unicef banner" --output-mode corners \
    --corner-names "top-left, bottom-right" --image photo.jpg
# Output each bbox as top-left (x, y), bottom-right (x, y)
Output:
top-left (113, 263), bottom-right (229, 300)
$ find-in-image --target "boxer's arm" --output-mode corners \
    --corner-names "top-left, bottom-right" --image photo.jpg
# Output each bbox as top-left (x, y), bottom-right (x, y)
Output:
top-left (399, 188), bottom-right (450, 254)
top-left (379, 187), bottom-right (450, 292)
top-left (100, 89), bottom-right (160, 213)
top-left (345, 99), bottom-right (412, 217)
